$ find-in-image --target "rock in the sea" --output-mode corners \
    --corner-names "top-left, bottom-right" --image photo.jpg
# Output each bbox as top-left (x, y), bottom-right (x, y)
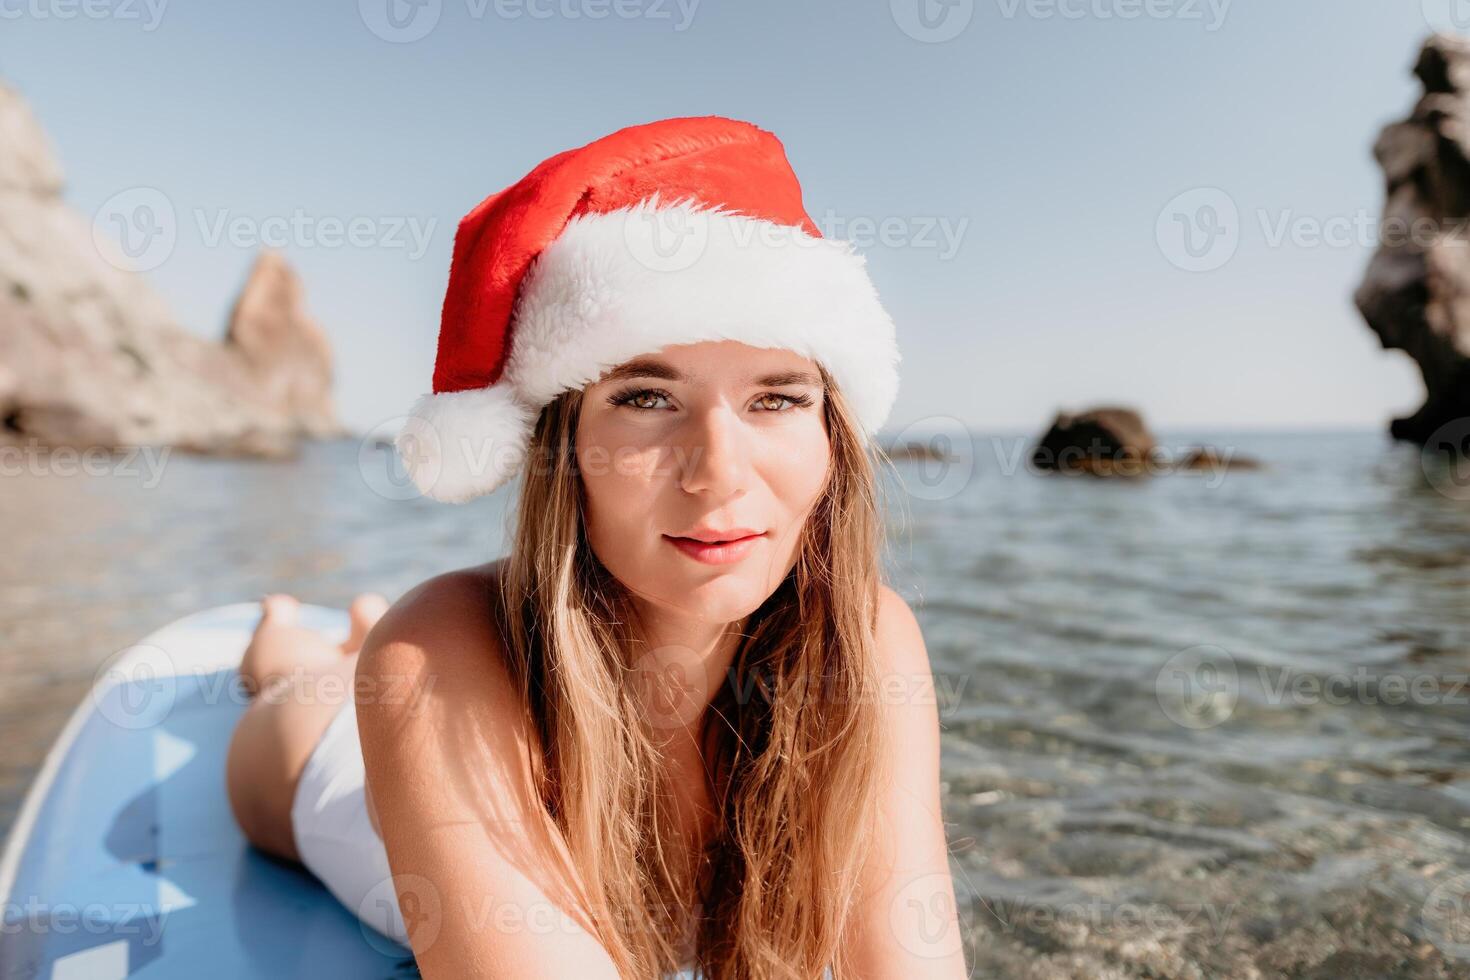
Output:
top-left (0, 78), bottom-right (345, 457)
top-left (1032, 406), bottom-right (1158, 475)
top-left (1176, 447), bottom-right (1263, 472)
top-left (1031, 409), bottom-right (1261, 476)
top-left (883, 440), bottom-right (956, 462)
top-left (223, 250), bottom-right (340, 439)
top-left (1356, 34), bottom-right (1470, 445)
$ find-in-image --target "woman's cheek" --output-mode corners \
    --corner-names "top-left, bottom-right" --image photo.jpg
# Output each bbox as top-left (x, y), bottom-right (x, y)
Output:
top-left (769, 421), bottom-right (830, 500)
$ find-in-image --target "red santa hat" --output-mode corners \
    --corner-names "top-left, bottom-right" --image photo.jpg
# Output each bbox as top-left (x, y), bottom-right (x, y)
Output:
top-left (395, 115), bottom-right (900, 503)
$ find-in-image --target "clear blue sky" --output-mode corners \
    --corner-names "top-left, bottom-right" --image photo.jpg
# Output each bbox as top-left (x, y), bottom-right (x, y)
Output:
top-left (2, 0), bottom-right (1456, 435)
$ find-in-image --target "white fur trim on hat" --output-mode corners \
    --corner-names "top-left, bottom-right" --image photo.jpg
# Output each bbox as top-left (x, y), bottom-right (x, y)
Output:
top-left (508, 196), bottom-right (900, 435)
top-left (398, 195), bottom-right (900, 503)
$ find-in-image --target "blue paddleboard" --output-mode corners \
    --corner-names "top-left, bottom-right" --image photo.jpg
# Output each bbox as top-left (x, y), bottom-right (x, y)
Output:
top-left (0, 602), bottom-right (420, 979)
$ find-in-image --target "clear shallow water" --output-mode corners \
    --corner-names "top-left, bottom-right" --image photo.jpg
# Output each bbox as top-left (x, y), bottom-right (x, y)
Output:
top-left (2, 430), bottom-right (1468, 977)
top-left (885, 430), bottom-right (1470, 978)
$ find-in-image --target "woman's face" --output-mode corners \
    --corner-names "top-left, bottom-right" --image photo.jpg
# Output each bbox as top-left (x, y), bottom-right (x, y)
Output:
top-left (575, 340), bottom-right (832, 624)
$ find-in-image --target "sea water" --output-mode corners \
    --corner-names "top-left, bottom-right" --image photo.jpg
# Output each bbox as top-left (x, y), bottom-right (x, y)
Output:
top-left (2, 430), bottom-right (1466, 976)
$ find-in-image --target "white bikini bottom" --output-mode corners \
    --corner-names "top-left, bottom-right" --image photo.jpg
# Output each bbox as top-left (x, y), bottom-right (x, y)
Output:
top-left (289, 697), bottom-right (409, 947)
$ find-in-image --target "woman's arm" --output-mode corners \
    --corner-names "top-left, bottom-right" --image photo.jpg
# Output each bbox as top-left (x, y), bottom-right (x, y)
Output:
top-left (355, 571), bottom-right (622, 980)
top-left (841, 586), bottom-right (970, 979)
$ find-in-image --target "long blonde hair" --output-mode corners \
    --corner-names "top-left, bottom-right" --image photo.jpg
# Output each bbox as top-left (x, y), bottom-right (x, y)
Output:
top-left (490, 364), bottom-right (894, 979)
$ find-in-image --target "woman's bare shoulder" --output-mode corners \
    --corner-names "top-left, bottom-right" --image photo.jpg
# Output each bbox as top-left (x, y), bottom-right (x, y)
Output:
top-left (359, 560), bottom-right (507, 672)
top-left (353, 559), bottom-right (522, 752)
top-left (353, 562), bottom-right (620, 975)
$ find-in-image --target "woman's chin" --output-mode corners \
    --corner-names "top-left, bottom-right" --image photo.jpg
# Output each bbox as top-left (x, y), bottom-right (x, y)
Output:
top-left (640, 574), bottom-right (774, 622)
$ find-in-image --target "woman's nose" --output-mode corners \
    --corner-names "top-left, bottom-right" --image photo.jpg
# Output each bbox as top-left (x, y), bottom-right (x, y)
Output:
top-left (677, 406), bottom-right (749, 497)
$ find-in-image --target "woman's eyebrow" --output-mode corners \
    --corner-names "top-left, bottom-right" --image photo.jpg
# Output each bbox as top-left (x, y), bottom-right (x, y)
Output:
top-left (599, 359), bottom-right (681, 383)
top-left (599, 359), bottom-right (823, 388)
top-left (751, 370), bottom-right (823, 388)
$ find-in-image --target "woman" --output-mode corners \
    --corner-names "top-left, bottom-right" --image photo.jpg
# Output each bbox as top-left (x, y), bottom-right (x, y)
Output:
top-left (226, 116), bottom-right (966, 979)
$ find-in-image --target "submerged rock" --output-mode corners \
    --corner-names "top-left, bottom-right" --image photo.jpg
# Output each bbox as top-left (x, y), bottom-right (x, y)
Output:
top-left (1032, 406), bottom-right (1158, 475)
top-left (884, 440), bottom-right (956, 462)
top-left (0, 78), bottom-right (345, 457)
top-left (1177, 447), bottom-right (1263, 472)
top-left (1356, 34), bottom-right (1470, 446)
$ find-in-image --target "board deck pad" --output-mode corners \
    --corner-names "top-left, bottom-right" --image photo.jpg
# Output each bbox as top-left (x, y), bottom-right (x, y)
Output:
top-left (0, 602), bottom-right (420, 979)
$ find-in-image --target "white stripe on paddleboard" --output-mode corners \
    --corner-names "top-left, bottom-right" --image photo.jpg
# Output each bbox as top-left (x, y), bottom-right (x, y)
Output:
top-left (50, 938), bottom-right (128, 979)
top-left (153, 729), bottom-right (195, 783)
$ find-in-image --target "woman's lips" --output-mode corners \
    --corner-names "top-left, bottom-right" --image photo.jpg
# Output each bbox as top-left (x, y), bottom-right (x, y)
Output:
top-left (663, 532), bottom-right (766, 565)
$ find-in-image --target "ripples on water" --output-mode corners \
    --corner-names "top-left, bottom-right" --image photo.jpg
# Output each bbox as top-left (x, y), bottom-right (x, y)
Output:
top-left (1, 431), bottom-right (1467, 977)
top-left (887, 431), bottom-right (1470, 978)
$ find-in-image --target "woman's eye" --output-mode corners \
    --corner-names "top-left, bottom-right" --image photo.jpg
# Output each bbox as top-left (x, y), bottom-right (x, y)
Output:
top-left (609, 387), bottom-right (672, 411)
top-left (754, 392), bottom-right (815, 412)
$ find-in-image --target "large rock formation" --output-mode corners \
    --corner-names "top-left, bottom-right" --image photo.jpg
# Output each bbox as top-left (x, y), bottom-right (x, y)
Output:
top-left (221, 251), bottom-right (340, 439)
top-left (1356, 34), bottom-right (1470, 445)
top-left (0, 79), bottom-right (344, 457)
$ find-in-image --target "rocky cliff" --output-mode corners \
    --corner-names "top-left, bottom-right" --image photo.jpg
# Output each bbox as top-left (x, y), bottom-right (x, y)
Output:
top-left (1357, 34), bottom-right (1470, 446)
top-left (0, 79), bottom-right (344, 457)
